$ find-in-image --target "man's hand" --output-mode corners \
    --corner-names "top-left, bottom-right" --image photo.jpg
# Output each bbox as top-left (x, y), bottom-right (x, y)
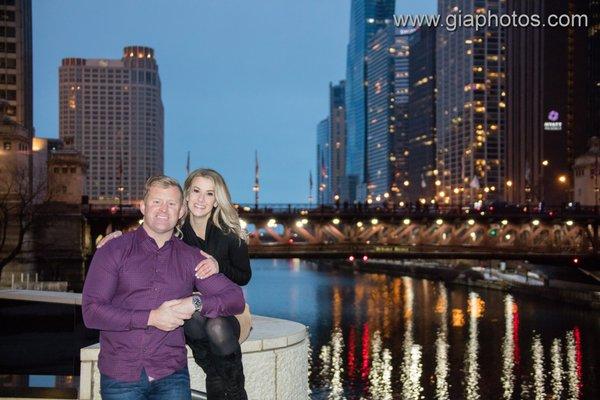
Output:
top-left (170, 296), bottom-right (197, 316)
top-left (195, 250), bottom-right (219, 279)
top-left (97, 230), bottom-right (123, 248)
top-left (147, 299), bottom-right (193, 331)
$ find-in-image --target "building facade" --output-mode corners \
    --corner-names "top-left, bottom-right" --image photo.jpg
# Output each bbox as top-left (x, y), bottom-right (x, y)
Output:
top-left (345, 0), bottom-right (395, 202)
top-left (329, 81), bottom-right (346, 202)
top-left (505, 0), bottom-right (590, 205)
top-left (59, 46), bottom-right (164, 203)
top-left (365, 25), bottom-right (413, 202)
top-left (437, 0), bottom-right (505, 205)
top-left (0, 0), bottom-right (32, 133)
top-left (407, 26), bottom-right (437, 202)
top-left (316, 117), bottom-right (330, 204)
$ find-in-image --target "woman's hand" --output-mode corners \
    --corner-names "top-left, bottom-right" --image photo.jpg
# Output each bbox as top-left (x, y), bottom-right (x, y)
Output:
top-left (195, 250), bottom-right (219, 279)
top-left (97, 230), bottom-right (123, 248)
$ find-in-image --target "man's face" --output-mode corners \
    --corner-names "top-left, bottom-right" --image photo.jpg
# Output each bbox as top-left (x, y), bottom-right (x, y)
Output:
top-left (140, 184), bottom-right (185, 236)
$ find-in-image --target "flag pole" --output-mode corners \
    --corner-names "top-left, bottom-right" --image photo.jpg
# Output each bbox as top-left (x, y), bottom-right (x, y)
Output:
top-left (252, 150), bottom-right (260, 210)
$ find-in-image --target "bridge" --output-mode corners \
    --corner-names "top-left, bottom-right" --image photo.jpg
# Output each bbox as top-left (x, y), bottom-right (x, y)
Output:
top-left (83, 203), bottom-right (600, 268)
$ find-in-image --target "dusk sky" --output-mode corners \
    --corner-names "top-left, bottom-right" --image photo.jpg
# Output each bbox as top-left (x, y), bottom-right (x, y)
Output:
top-left (33, 0), bottom-right (436, 204)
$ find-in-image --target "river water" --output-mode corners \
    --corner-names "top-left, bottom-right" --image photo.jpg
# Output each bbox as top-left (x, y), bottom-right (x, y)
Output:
top-left (245, 259), bottom-right (599, 400)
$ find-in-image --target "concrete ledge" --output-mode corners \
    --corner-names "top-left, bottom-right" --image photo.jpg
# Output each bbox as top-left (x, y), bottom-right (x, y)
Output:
top-left (0, 289), bottom-right (82, 305)
top-left (80, 315), bottom-right (309, 400)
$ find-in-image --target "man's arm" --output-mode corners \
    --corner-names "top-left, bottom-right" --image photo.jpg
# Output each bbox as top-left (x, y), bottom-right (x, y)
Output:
top-left (189, 273), bottom-right (245, 318)
top-left (81, 246), bottom-right (151, 331)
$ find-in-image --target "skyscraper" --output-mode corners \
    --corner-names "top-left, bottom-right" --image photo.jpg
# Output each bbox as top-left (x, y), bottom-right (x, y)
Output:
top-left (505, 0), bottom-right (589, 205)
top-left (345, 0), bottom-right (395, 202)
top-left (329, 81), bottom-right (346, 202)
top-left (59, 46), bottom-right (164, 203)
top-left (407, 25), bottom-right (437, 202)
top-left (589, 0), bottom-right (600, 139)
top-left (365, 25), bottom-right (413, 201)
top-left (0, 0), bottom-right (32, 133)
top-left (437, 0), bottom-right (505, 205)
top-left (316, 117), bottom-right (330, 204)
top-left (0, 0), bottom-right (33, 196)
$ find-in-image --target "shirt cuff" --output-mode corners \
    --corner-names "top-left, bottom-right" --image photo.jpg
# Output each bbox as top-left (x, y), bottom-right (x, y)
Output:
top-left (130, 310), bottom-right (151, 329)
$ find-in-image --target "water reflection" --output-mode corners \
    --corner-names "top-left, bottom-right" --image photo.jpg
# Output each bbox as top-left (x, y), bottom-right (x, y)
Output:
top-left (531, 335), bottom-right (546, 400)
top-left (400, 277), bottom-right (423, 400)
top-left (464, 292), bottom-right (481, 400)
top-left (244, 259), bottom-right (597, 399)
top-left (550, 338), bottom-right (563, 399)
top-left (501, 294), bottom-right (516, 399)
top-left (434, 283), bottom-right (450, 400)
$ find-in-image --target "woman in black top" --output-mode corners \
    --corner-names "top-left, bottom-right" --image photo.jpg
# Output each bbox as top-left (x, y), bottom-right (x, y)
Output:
top-left (181, 168), bottom-right (251, 400)
top-left (98, 169), bottom-right (251, 400)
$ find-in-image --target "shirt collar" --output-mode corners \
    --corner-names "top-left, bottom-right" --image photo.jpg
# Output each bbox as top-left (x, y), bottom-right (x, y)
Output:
top-left (136, 224), bottom-right (175, 251)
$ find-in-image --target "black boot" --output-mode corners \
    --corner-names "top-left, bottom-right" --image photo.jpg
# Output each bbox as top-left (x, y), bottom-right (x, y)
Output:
top-left (213, 351), bottom-right (248, 400)
top-left (189, 340), bottom-right (226, 400)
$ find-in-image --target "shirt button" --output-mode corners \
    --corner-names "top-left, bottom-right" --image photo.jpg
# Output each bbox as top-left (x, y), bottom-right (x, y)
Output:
top-left (154, 287), bottom-right (158, 291)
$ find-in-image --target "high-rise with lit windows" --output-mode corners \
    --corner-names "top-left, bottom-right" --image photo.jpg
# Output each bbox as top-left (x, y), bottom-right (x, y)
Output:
top-left (437, 0), bottom-right (505, 204)
top-left (345, 0), bottom-right (395, 202)
top-left (407, 25), bottom-right (437, 202)
top-left (365, 25), bottom-right (413, 201)
top-left (0, 0), bottom-right (32, 133)
top-left (505, 0), bottom-right (589, 205)
top-left (59, 46), bottom-right (164, 203)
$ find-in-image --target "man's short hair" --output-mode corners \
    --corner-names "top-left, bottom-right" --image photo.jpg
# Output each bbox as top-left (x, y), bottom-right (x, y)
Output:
top-left (143, 175), bottom-right (184, 202)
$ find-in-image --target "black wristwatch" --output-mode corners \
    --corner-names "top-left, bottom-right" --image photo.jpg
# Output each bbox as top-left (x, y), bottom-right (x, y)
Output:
top-left (192, 294), bottom-right (203, 312)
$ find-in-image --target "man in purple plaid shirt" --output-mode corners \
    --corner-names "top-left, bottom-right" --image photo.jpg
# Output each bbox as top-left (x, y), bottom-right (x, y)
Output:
top-left (82, 176), bottom-right (245, 400)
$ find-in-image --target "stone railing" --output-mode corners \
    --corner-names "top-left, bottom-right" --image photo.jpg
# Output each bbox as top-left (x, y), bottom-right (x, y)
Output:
top-left (80, 315), bottom-right (309, 400)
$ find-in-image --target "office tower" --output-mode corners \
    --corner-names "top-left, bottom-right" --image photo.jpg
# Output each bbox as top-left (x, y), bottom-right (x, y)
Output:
top-left (0, 0), bottom-right (32, 197)
top-left (345, 0), bottom-right (395, 202)
top-left (316, 117), bottom-right (330, 204)
top-left (437, 0), bottom-right (505, 205)
top-left (329, 81), bottom-right (346, 202)
top-left (589, 0), bottom-right (599, 139)
top-left (59, 46), bottom-right (164, 203)
top-left (0, 0), bottom-right (32, 132)
top-left (407, 25), bottom-right (437, 202)
top-left (365, 25), bottom-right (413, 202)
top-left (505, 0), bottom-right (589, 205)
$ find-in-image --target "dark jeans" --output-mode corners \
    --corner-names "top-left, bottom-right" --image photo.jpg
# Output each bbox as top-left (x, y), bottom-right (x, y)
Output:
top-left (100, 367), bottom-right (191, 400)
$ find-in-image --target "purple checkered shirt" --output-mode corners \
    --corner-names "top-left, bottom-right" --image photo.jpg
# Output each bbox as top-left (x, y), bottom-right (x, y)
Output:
top-left (82, 226), bottom-right (245, 382)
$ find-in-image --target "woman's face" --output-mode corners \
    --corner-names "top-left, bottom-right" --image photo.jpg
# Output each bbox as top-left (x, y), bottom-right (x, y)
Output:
top-left (186, 176), bottom-right (217, 218)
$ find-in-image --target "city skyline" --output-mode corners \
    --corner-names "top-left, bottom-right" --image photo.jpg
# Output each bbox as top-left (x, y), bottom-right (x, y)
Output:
top-left (32, 0), bottom-right (437, 204)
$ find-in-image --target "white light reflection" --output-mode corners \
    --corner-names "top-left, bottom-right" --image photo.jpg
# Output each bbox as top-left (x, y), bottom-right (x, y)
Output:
top-left (330, 327), bottom-right (345, 399)
top-left (435, 283), bottom-right (450, 400)
top-left (566, 330), bottom-right (580, 399)
top-left (500, 294), bottom-right (515, 399)
top-left (368, 331), bottom-right (393, 399)
top-left (400, 277), bottom-right (423, 400)
top-left (464, 292), bottom-right (480, 400)
top-left (531, 334), bottom-right (546, 400)
top-left (550, 338), bottom-right (563, 399)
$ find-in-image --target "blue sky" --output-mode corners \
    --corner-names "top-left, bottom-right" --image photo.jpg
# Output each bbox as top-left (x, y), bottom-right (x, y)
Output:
top-left (33, 0), bottom-right (436, 203)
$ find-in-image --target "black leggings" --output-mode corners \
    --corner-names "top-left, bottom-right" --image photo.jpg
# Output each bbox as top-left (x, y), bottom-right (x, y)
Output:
top-left (183, 313), bottom-right (240, 356)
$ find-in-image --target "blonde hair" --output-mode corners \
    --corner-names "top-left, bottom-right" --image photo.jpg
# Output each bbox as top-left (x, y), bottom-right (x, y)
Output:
top-left (184, 169), bottom-right (247, 242)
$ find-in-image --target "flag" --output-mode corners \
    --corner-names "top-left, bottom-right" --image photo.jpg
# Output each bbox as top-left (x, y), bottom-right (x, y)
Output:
top-left (320, 151), bottom-right (327, 179)
top-left (185, 151), bottom-right (190, 176)
top-left (469, 175), bottom-right (480, 189)
top-left (420, 173), bottom-right (427, 188)
top-left (309, 170), bottom-right (313, 192)
top-left (254, 150), bottom-right (259, 186)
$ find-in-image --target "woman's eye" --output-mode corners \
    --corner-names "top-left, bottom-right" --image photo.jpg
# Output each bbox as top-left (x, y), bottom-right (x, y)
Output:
top-left (207, 192), bottom-right (214, 197)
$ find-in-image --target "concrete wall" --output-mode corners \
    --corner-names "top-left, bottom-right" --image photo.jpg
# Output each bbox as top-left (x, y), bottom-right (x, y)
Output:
top-left (80, 315), bottom-right (309, 400)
